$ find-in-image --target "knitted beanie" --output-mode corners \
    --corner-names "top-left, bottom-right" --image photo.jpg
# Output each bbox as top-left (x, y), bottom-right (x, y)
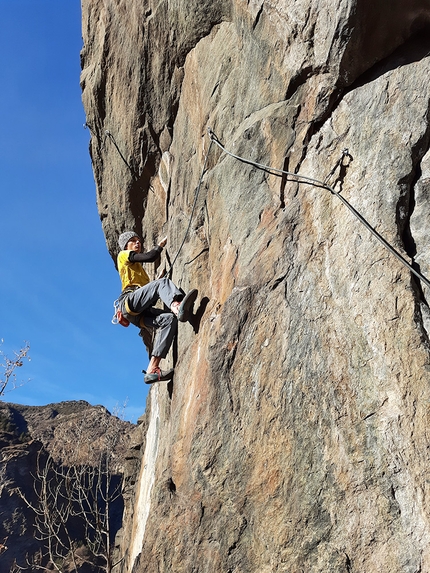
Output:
top-left (118, 231), bottom-right (140, 251)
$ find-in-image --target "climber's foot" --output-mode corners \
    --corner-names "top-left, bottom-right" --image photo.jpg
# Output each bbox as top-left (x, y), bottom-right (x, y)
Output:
top-left (177, 289), bottom-right (198, 322)
top-left (143, 368), bottom-right (174, 384)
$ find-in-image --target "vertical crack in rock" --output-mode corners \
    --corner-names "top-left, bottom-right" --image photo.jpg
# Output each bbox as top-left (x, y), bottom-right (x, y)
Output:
top-left (291, 84), bottom-right (345, 175)
top-left (397, 107), bottom-right (430, 268)
top-left (400, 104), bottom-right (430, 340)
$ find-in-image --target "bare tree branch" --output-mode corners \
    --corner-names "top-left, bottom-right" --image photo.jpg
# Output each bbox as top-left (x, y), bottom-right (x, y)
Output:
top-left (15, 407), bottom-right (128, 572)
top-left (0, 341), bottom-right (30, 397)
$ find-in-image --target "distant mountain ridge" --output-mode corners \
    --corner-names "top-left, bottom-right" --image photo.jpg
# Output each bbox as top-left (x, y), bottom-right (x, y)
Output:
top-left (0, 400), bottom-right (134, 572)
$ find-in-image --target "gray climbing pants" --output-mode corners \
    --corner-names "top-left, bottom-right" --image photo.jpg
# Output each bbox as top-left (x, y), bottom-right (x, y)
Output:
top-left (119, 278), bottom-right (183, 358)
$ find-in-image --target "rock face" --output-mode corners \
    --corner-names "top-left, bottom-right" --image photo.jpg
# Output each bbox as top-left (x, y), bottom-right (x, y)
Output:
top-left (81, 1), bottom-right (430, 571)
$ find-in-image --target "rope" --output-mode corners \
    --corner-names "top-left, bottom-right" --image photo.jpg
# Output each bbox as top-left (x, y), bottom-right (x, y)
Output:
top-left (84, 124), bottom-right (136, 177)
top-left (167, 137), bottom-right (214, 277)
top-left (207, 128), bottom-right (430, 291)
top-left (105, 130), bottom-right (136, 178)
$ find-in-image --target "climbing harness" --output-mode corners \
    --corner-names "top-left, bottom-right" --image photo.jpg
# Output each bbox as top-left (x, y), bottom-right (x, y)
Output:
top-left (112, 290), bottom-right (147, 327)
top-left (206, 128), bottom-right (430, 291)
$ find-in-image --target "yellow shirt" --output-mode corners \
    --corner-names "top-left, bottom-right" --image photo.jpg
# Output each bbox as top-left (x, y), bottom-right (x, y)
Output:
top-left (117, 250), bottom-right (150, 291)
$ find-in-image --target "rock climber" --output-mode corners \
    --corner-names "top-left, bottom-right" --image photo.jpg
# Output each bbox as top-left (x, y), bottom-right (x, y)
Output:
top-left (116, 230), bottom-right (197, 384)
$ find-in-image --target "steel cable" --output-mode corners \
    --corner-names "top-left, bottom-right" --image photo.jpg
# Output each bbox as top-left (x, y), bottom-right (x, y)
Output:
top-left (207, 127), bottom-right (430, 291)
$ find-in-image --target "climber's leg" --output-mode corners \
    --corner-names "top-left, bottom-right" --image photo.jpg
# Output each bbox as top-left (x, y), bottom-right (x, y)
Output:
top-left (141, 310), bottom-right (177, 384)
top-left (125, 278), bottom-right (183, 315)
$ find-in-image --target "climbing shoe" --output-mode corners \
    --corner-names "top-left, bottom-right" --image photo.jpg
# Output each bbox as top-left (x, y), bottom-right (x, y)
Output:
top-left (143, 368), bottom-right (174, 384)
top-left (178, 289), bottom-right (198, 322)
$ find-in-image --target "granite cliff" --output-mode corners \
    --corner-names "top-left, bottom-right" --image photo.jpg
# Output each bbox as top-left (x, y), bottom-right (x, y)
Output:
top-left (81, 1), bottom-right (430, 571)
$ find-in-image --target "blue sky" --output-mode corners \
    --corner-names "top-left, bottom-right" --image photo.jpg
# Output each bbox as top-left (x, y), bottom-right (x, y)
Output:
top-left (0, 1), bottom-right (149, 422)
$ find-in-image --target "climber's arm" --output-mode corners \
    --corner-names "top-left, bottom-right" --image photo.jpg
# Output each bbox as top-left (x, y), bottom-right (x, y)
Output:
top-left (129, 246), bottom-right (162, 263)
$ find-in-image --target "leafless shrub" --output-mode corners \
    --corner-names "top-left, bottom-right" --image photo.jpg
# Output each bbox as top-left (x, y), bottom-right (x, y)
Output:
top-left (15, 406), bottom-right (128, 573)
top-left (0, 341), bottom-right (30, 397)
